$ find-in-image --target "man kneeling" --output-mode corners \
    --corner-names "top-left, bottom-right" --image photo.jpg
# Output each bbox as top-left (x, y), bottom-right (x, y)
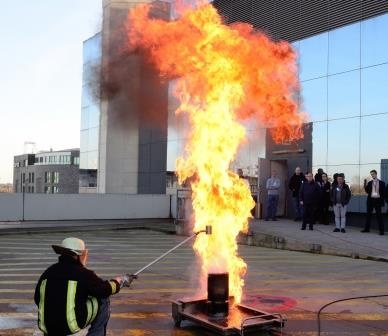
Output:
top-left (34, 237), bottom-right (135, 335)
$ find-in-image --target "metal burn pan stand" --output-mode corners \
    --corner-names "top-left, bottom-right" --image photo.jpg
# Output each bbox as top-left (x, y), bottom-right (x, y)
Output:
top-left (172, 298), bottom-right (285, 335)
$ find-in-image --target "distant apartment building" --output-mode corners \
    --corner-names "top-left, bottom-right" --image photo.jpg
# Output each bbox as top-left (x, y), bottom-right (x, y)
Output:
top-left (13, 149), bottom-right (80, 194)
top-left (0, 184), bottom-right (13, 193)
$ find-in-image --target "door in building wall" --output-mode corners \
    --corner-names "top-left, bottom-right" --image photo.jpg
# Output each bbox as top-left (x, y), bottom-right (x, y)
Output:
top-left (258, 158), bottom-right (288, 218)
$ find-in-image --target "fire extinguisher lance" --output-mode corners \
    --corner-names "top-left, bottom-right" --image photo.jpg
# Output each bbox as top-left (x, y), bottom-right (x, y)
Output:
top-left (128, 225), bottom-right (212, 281)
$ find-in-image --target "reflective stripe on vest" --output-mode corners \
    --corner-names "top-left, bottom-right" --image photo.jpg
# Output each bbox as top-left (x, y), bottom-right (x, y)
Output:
top-left (90, 296), bottom-right (98, 324)
top-left (38, 279), bottom-right (48, 333)
top-left (109, 280), bottom-right (117, 294)
top-left (85, 296), bottom-right (98, 327)
top-left (66, 280), bottom-right (81, 333)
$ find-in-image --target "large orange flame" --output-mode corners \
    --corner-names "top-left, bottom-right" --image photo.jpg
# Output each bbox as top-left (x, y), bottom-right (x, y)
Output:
top-left (127, 2), bottom-right (305, 303)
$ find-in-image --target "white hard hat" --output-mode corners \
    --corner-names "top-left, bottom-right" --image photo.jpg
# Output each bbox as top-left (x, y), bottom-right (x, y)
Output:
top-left (52, 237), bottom-right (86, 256)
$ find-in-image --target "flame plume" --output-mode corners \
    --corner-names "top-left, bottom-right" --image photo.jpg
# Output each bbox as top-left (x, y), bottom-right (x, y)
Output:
top-left (127, 2), bottom-right (305, 303)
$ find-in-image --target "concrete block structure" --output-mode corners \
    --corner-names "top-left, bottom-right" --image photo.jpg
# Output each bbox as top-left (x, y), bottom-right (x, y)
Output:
top-left (13, 149), bottom-right (80, 194)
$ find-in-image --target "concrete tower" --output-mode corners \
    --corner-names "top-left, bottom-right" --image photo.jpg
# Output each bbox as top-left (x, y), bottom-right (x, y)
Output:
top-left (98, 0), bottom-right (170, 194)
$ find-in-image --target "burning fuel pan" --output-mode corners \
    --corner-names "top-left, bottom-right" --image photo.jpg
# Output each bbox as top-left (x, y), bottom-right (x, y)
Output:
top-left (172, 297), bottom-right (285, 335)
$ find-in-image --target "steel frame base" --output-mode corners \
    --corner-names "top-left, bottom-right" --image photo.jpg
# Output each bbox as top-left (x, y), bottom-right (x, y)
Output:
top-left (172, 297), bottom-right (284, 335)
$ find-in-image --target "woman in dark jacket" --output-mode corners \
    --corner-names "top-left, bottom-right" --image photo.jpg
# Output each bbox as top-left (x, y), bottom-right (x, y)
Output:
top-left (319, 173), bottom-right (331, 225)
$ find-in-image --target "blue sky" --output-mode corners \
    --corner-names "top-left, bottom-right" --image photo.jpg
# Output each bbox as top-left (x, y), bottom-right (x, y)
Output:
top-left (0, 1), bottom-right (102, 183)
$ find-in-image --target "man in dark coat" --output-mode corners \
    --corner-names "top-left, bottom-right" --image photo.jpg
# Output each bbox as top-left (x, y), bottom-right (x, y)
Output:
top-left (361, 170), bottom-right (386, 235)
top-left (330, 173), bottom-right (351, 232)
top-left (299, 172), bottom-right (321, 230)
top-left (288, 166), bottom-right (306, 221)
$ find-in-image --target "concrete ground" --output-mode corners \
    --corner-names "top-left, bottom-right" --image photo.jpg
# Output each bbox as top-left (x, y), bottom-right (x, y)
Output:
top-left (247, 218), bottom-right (388, 262)
top-left (1, 217), bottom-right (388, 262)
top-left (0, 228), bottom-right (388, 335)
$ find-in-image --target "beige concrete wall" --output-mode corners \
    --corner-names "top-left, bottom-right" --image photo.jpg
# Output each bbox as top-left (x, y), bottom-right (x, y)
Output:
top-left (0, 193), bottom-right (171, 221)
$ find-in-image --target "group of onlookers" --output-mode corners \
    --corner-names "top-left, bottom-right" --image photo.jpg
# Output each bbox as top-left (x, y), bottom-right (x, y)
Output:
top-left (265, 167), bottom-right (387, 234)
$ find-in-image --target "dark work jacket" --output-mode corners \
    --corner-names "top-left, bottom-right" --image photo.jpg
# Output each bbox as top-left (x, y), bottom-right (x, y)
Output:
top-left (34, 255), bottom-right (120, 336)
top-left (314, 173), bottom-right (323, 184)
top-left (330, 183), bottom-right (351, 206)
top-left (365, 179), bottom-right (386, 207)
top-left (299, 180), bottom-right (320, 205)
top-left (318, 181), bottom-right (331, 206)
top-left (288, 173), bottom-right (306, 198)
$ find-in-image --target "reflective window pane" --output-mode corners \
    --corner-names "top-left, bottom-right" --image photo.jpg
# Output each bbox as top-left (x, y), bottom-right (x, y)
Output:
top-left (166, 140), bottom-right (178, 172)
top-left (328, 70), bottom-right (360, 120)
top-left (88, 127), bottom-right (99, 152)
top-left (301, 77), bottom-right (327, 122)
top-left (361, 64), bottom-right (388, 115)
top-left (81, 106), bottom-right (89, 131)
top-left (234, 129), bottom-right (265, 177)
top-left (361, 13), bottom-right (388, 67)
top-left (360, 113), bottom-right (388, 164)
top-left (167, 98), bottom-right (180, 142)
top-left (88, 104), bottom-right (100, 129)
top-left (382, 159), bottom-right (388, 186)
top-left (80, 130), bottom-right (88, 152)
top-left (81, 85), bottom-right (91, 108)
top-left (83, 33), bottom-right (102, 64)
top-left (328, 22), bottom-right (360, 74)
top-left (299, 32), bottom-right (328, 80)
top-left (292, 41), bottom-right (300, 68)
top-left (80, 152), bottom-right (88, 170)
top-left (328, 118), bottom-right (359, 165)
top-left (88, 151), bottom-right (98, 170)
top-left (312, 121), bottom-right (327, 167)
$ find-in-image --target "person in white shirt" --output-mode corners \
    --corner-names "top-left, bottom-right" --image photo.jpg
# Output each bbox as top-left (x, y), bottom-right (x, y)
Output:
top-left (361, 170), bottom-right (386, 235)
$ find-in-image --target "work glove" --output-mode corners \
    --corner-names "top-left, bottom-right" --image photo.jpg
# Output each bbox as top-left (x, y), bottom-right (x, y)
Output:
top-left (116, 274), bottom-right (138, 288)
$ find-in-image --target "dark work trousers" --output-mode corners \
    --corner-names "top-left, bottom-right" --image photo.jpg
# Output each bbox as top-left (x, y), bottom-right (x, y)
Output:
top-left (302, 203), bottom-right (315, 229)
top-left (292, 197), bottom-right (303, 220)
top-left (87, 298), bottom-right (110, 336)
top-left (320, 204), bottom-right (330, 225)
top-left (265, 194), bottom-right (279, 220)
top-left (365, 199), bottom-right (384, 234)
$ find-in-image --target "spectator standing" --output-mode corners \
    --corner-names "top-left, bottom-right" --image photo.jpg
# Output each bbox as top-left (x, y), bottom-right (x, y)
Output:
top-left (288, 167), bottom-right (306, 221)
top-left (319, 173), bottom-right (331, 225)
top-left (361, 170), bottom-right (386, 235)
top-left (265, 170), bottom-right (280, 221)
top-left (299, 172), bottom-right (320, 230)
top-left (330, 173), bottom-right (351, 232)
top-left (314, 168), bottom-right (324, 184)
top-left (313, 168), bottom-right (325, 223)
top-left (332, 173), bottom-right (339, 187)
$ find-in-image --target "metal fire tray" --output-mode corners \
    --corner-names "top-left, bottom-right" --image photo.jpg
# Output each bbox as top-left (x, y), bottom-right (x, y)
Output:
top-left (172, 298), bottom-right (285, 335)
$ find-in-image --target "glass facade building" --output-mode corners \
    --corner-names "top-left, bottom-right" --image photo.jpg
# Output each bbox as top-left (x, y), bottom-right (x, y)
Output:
top-left (166, 5), bottom-right (388, 214)
top-left (296, 13), bottom-right (388, 211)
top-left (82, 1), bottom-right (387, 214)
top-left (80, 33), bottom-right (101, 190)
